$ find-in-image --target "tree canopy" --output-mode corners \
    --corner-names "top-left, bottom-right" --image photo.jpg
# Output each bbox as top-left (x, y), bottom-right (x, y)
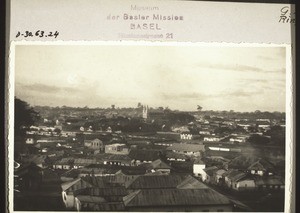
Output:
top-left (14, 97), bottom-right (40, 135)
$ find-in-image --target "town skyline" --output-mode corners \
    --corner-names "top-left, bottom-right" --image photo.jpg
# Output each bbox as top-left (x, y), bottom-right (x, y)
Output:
top-left (15, 45), bottom-right (286, 112)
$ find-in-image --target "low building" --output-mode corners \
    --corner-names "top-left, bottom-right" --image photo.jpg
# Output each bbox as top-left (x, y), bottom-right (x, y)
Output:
top-left (61, 176), bottom-right (127, 210)
top-left (166, 143), bottom-right (205, 157)
top-left (53, 157), bottom-right (74, 170)
top-left (105, 143), bottom-right (129, 155)
top-left (84, 138), bottom-right (104, 151)
top-left (247, 158), bottom-right (275, 176)
top-left (123, 175), bottom-right (233, 212)
top-left (204, 135), bottom-right (226, 142)
top-left (73, 158), bottom-right (97, 169)
top-left (255, 175), bottom-right (285, 190)
top-left (229, 135), bottom-right (248, 143)
top-left (96, 154), bottom-right (132, 166)
top-left (202, 166), bottom-right (219, 183)
top-left (129, 149), bottom-right (161, 165)
top-left (224, 170), bottom-right (256, 191)
top-left (166, 152), bottom-right (188, 162)
top-left (180, 132), bottom-right (193, 140)
top-left (145, 159), bottom-right (171, 174)
top-left (193, 158), bottom-right (206, 178)
top-left (25, 138), bottom-right (35, 144)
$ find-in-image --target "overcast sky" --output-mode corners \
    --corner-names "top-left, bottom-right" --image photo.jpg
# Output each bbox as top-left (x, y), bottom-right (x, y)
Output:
top-left (15, 44), bottom-right (286, 112)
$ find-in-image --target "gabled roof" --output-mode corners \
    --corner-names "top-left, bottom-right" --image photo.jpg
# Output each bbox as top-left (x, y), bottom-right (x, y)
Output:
top-left (95, 153), bottom-right (131, 162)
top-left (125, 174), bottom-right (186, 189)
top-left (76, 195), bottom-right (106, 203)
top-left (150, 159), bottom-right (171, 170)
top-left (123, 188), bottom-right (231, 207)
top-left (74, 158), bottom-right (97, 165)
top-left (247, 159), bottom-right (274, 171)
top-left (77, 196), bottom-right (125, 211)
top-left (55, 157), bottom-right (74, 165)
top-left (81, 176), bottom-right (109, 188)
top-left (176, 175), bottom-right (208, 189)
top-left (228, 155), bottom-right (266, 170)
top-left (224, 169), bottom-right (247, 182)
top-left (61, 178), bottom-right (81, 191)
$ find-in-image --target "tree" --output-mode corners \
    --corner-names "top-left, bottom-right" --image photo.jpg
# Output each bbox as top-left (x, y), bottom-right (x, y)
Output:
top-left (14, 97), bottom-right (40, 136)
top-left (197, 105), bottom-right (203, 111)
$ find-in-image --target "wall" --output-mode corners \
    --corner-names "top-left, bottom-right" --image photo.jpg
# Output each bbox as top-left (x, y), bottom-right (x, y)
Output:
top-left (62, 191), bottom-right (75, 209)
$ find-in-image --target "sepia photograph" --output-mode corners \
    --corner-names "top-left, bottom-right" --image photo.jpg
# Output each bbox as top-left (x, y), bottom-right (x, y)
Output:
top-left (9, 42), bottom-right (290, 212)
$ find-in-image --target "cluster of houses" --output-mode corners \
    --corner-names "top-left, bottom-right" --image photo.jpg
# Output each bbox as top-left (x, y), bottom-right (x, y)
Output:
top-left (193, 156), bottom-right (285, 192)
top-left (15, 110), bottom-right (286, 211)
top-left (61, 174), bottom-right (234, 211)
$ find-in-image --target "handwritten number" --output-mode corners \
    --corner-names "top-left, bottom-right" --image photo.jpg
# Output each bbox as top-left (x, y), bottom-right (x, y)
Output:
top-left (54, 31), bottom-right (59, 38)
top-left (16, 30), bottom-right (59, 38)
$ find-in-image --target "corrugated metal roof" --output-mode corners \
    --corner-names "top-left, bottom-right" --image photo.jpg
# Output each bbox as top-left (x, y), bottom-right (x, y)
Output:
top-left (125, 174), bottom-right (187, 189)
top-left (124, 188), bottom-right (231, 207)
top-left (177, 175), bottom-right (208, 189)
top-left (61, 178), bottom-right (81, 191)
top-left (150, 159), bottom-right (171, 169)
top-left (224, 169), bottom-right (247, 182)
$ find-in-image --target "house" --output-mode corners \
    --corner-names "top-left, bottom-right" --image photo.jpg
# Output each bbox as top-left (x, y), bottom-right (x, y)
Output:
top-left (129, 149), bottom-right (161, 165)
top-left (84, 138), bottom-right (104, 151)
top-left (204, 135), bottom-right (226, 142)
top-left (193, 158), bottom-right (206, 178)
top-left (73, 158), bottom-right (97, 169)
top-left (247, 158), bottom-right (275, 176)
top-left (105, 143), bottom-right (130, 155)
top-left (96, 153), bottom-right (132, 166)
top-left (202, 166), bottom-right (219, 183)
top-left (75, 195), bottom-right (125, 211)
top-left (166, 143), bottom-right (205, 157)
top-left (180, 132), bottom-right (193, 140)
top-left (124, 189), bottom-right (233, 212)
top-left (144, 159), bottom-right (171, 174)
top-left (214, 169), bottom-right (226, 185)
top-left (123, 183), bottom-right (233, 212)
top-left (199, 130), bottom-right (211, 135)
top-left (224, 170), bottom-right (256, 191)
top-left (254, 175), bottom-right (285, 190)
top-left (166, 152), bottom-right (188, 162)
top-left (60, 166), bottom-right (121, 182)
top-left (229, 134), bottom-right (248, 143)
top-left (125, 174), bottom-right (186, 189)
top-left (53, 157), bottom-right (74, 170)
top-left (61, 176), bottom-right (128, 209)
top-left (153, 140), bottom-right (174, 147)
top-left (114, 167), bottom-right (147, 184)
top-left (25, 138), bottom-right (35, 144)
